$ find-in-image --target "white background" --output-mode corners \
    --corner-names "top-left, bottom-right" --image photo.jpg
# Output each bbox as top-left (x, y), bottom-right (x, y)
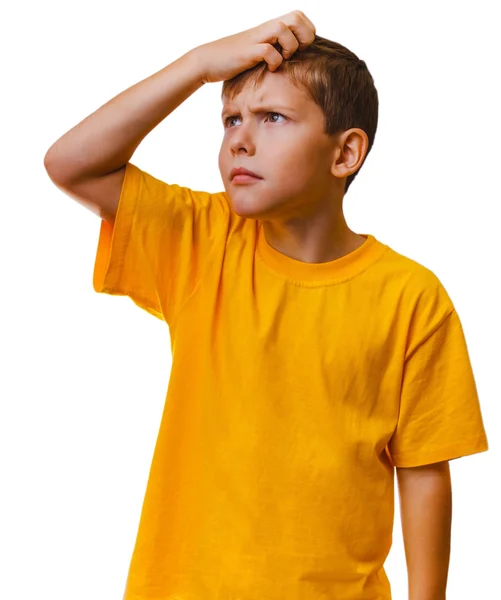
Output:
top-left (1, 1), bottom-right (499, 599)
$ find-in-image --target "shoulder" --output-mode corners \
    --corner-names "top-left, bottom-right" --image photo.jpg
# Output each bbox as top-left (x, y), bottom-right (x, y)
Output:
top-left (128, 164), bottom-right (234, 224)
top-left (382, 243), bottom-right (454, 310)
top-left (377, 244), bottom-right (457, 357)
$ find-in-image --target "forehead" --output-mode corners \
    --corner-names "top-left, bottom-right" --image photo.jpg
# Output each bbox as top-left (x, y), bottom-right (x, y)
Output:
top-left (222, 70), bottom-right (311, 111)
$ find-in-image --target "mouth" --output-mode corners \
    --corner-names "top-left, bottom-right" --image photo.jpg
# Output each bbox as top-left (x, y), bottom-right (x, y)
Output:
top-left (230, 167), bottom-right (263, 182)
top-left (231, 173), bottom-right (263, 184)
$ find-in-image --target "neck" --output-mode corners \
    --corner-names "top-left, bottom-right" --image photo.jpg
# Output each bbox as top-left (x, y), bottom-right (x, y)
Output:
top-left (261, 213), bottom-right (365, 264)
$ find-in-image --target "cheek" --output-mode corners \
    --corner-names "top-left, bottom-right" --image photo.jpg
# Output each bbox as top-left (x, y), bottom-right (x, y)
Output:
top-left (218, 145), bottom-right (227, 172)
top-left (275, 148), bottom-right (316, 178)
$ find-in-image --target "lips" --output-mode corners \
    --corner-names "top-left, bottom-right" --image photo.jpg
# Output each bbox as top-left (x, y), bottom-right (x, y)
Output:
top-left (230, 167), bottom-right (262, 180)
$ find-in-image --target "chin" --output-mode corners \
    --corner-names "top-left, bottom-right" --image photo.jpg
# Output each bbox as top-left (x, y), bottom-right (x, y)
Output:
top-left (226, 189), bottom-right (282, 220)
top-left (228, 198), bottom-right (275, 220)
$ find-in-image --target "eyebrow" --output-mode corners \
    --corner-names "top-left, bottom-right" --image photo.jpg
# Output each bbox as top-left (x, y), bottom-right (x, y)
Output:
top-left (221, 105), bottom-right (298, 122)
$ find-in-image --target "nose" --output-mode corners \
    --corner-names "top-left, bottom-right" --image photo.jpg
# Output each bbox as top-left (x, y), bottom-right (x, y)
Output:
top-left (229, 122), bottom-right (256, 156)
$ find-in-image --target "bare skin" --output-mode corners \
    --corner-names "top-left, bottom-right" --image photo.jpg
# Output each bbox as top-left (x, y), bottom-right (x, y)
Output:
top-left (218, 69), bottom-right (369, 264)
top-left (45, 9), bottom-right (366, 263)
top-left (397, 461), bottom-right (452, 600)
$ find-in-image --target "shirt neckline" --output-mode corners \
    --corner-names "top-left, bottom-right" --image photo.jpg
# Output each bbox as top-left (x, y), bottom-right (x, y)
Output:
top-left (256, 221), bottom-right (388, 285)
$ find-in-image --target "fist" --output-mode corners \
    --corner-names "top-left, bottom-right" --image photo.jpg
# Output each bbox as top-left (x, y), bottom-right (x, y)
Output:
top-left (194, 10), bottom-right (317, 84)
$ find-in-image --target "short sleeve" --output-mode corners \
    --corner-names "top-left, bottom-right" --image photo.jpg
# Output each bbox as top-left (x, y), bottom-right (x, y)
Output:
top-left (93, 162), bottom-right (230, 325)
top-left (388, 308), bottom-right (489, 468)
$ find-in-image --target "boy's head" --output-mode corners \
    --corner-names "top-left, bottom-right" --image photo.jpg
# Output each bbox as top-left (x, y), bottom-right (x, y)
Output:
top-left (218, 35), bottom-right (379, 221)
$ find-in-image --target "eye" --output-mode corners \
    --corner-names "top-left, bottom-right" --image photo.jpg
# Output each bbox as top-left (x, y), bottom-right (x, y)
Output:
top-left (224, 115), bottom-right (240, 128)
top-left (267, 112), bottom-right (286, 124)
top-left (224, 112), bottom-right (287, 128)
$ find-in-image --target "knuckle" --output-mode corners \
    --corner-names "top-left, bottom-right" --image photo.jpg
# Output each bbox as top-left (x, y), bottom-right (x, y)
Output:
top-left (267, 44), bottom-right (281, 59)
top-left (276, 20), bottom-right (288, 33)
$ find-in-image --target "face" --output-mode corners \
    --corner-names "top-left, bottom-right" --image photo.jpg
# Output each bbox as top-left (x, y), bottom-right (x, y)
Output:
top-left (218, 70), bottom-right (340, 221)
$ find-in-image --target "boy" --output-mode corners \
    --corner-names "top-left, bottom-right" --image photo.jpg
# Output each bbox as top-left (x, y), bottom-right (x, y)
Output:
top-left (44, 10), bottom-right (488, 600)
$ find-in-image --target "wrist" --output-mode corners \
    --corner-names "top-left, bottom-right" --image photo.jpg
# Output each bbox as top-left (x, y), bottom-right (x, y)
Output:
top-left (185, 45), bottom-right (209, 86)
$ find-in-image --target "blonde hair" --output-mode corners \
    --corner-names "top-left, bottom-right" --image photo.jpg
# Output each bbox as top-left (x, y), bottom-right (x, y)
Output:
top-left (221, 35), bottom-right (379, 195)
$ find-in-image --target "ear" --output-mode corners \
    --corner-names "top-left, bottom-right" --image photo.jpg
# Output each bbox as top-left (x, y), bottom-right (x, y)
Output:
top-left (330, 128), bottom-right (369, 179)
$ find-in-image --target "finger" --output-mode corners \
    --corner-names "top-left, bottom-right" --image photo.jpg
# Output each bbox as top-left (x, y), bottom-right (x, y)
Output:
top-left (279, 10), bottom-right (316, 51)
top-left (296, 10), bottom-right (317, 37)
top-left (273, 20), bottom-right (300, 58)
top-left (257, 43), bottom-right (284, 72)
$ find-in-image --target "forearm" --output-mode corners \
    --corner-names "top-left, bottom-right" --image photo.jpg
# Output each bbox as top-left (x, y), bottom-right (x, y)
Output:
top-left (44, 48), bottom-right (205, 182)
top-left (396, 461), bottom-right (452, 600)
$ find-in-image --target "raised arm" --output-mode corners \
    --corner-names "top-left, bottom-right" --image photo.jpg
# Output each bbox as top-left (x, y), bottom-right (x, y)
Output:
top-left (43, 11), bottom-right (316, 223)
top-left (43, 50), bottom-right (206, 222)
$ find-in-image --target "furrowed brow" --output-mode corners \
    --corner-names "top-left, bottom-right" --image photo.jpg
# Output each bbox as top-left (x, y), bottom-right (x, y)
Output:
top-left (221, 105), bottom-right (297, 121)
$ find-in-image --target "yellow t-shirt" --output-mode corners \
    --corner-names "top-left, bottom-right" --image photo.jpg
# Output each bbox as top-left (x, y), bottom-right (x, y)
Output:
top-left (93, 162), bottom-right (489, 600)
